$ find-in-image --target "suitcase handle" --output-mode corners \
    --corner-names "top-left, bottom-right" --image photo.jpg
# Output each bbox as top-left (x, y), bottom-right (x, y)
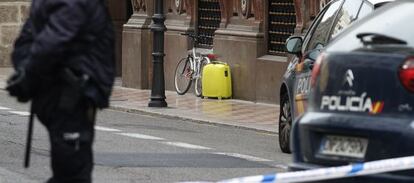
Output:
top-left (210, 61), bottom-right (228, 65)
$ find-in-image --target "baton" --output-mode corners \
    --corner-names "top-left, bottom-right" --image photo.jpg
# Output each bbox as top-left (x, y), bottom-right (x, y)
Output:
top-left (24, 103), bottom-right (34, 168)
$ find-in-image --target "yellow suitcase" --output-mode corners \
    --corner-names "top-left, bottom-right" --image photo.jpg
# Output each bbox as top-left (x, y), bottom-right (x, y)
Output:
top-left (202, 62), bottom-right (232, 99)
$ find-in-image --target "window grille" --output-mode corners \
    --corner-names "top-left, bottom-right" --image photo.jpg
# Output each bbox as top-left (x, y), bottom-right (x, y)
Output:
top-left (268, 0), bottom-right (296, 55)
top-left (197, 0), bottom-right (221, 48)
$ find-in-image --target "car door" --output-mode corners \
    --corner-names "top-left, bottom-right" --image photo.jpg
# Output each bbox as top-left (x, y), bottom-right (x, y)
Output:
top-left (292, 0), bottom-right (343, 118)
top-left (292, 0), bottom-right (368, 118)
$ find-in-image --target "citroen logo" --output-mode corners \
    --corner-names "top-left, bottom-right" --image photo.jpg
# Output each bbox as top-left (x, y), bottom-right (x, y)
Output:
top-left (344, 69), bottom-right (354, 87)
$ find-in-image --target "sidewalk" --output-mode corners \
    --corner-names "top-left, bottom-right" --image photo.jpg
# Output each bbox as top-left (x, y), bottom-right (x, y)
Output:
top-left (0, 67), bottom-right (279, 133)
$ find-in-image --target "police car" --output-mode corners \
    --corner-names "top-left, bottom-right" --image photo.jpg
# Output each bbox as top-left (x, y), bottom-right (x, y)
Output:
top-left (290, 1), bottom-right (414, 182)
top-left (278, 0), bottom-right (393, 153)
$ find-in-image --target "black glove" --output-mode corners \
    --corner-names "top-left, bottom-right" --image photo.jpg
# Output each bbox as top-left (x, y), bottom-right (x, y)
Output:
top-left (6, 68), bottom-right (33, 103)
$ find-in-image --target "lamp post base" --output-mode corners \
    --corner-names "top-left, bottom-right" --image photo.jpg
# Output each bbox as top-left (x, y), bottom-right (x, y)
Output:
top-left (148, 99), bottom-right (168, 107)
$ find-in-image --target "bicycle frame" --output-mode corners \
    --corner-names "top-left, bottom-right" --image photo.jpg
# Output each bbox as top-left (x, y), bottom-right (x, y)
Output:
top-left (174, 33), bottom-right (213, 96)
top-left (187, 46), bottom-right (210, 80)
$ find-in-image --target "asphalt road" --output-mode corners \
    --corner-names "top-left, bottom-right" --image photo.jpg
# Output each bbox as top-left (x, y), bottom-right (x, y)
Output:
top-left (0, 90), bottom-right (291, 183)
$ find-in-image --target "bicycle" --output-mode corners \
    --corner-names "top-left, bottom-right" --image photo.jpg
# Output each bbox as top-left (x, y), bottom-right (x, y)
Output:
top-left (174, 33), bottom-right (214, 97)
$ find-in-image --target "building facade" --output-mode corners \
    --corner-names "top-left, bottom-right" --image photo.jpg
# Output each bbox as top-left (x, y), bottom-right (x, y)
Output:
top-left (122, 0), bottom-right (328, 104)
top-left (0, 0), bottom-right (329, 105)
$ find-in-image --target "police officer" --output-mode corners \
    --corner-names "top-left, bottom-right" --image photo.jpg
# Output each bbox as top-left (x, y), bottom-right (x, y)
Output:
top-left (10, 0), bottom-right (115, 182)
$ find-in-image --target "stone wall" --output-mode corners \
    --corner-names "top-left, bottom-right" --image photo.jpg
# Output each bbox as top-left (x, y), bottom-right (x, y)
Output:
top-left (0, 0), bottom-right (30, 67)
top-left (119, 0), bottom-right (326, 104)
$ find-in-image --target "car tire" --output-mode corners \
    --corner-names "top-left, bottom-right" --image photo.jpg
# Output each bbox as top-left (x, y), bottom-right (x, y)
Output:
top-left (279, 93), bottom-right (292, 153)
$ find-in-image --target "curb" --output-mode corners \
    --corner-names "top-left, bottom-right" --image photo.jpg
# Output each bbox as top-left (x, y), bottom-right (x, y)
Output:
top-left (109, 105), bottom-right (277, 134)
top-left (0, 85), bottom-right (277, 134)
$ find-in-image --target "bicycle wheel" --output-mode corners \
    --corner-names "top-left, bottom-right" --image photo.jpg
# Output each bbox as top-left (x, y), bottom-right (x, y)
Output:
top-left (194, 58), bottom-right (209, 97)
top-left (174, 57), bottom-right (193, 95)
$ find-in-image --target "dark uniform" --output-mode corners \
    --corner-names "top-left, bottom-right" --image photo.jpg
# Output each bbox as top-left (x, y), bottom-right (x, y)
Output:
top-left (11, 0), bottom-right (115, 182)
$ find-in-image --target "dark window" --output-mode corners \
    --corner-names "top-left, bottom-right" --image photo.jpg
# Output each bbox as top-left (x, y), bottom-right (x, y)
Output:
top-left (330, 0), bottom-right (363, 39)
top-left (305, 0), bottom-right (342, 52)
top-left (327, 2), bottom-right (414, 52)
top-left (197, 0), bottom-right (221, 48)
top-left (268, 0), bottom-right (296, 55)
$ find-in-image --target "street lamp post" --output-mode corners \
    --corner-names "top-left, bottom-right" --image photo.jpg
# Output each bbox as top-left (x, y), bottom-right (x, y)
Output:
top-left (149, 0), bottom-right (168, 107)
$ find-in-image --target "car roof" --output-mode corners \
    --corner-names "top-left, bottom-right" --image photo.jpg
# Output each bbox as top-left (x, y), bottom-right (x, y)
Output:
top-left (367, 0), bottom-right (394, 4)
top-left (366, 0), bottom-right (395, 8)
top-left (326, 0), bottom-right (414, 52)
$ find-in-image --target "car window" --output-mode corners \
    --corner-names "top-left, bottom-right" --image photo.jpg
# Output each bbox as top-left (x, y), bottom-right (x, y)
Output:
top-left (357, 1), bottom-right (374, 19)
top-left (330, 0), bottom-right (363, 39)
top-left (305, 0), bottom-right (342, 52)
top-left (327, 2), bottom-right (414, 52)
top-left (302, 5), bottom-right (329, 52)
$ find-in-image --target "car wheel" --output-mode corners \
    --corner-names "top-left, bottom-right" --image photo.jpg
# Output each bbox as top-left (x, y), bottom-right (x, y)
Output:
top-left (279, 93), bottom-right (292, 153)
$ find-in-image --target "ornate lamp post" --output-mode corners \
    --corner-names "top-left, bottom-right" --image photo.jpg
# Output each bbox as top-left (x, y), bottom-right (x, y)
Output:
top-left (148, 0), bottom-right (168, 107)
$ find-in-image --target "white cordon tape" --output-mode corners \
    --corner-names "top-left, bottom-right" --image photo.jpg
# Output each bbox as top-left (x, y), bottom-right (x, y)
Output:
top-left (181, 156), bottom-right (414, 183)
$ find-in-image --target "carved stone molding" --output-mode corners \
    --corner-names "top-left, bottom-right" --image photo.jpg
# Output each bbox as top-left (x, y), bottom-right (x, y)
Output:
top-left (252, 0), bottom-right (263, 21)
top-left (184, 0), bottom-right (194, 17)
top-left (217, 0), bottom-right (262, 24)
top-left (167, 0), bottom-right (194, 19)
top-left (126, 0), bottom-right (154, 28)
top-left (309, 0), bottom-right (323, 18)
top-left (218, 0), bottom-right (233, 27)
top-left (320, 0), bottom-right (329, 10)
top-left (240, 0), bottom-right (251, 18)
top-left (231, 0), bottom-right (263, 21)
top-left (294, 0), bottom-right (304, 33)
top-left (215, 0), bottom-right (263, 32)
top-left (168, 0), bottom-right (183, 15)
top-left (165, 0), bottom-right (195, 32)
top-left (175, 0), bottom-right (182, 13)
top-left (131, 0), bottom-right (146, 13)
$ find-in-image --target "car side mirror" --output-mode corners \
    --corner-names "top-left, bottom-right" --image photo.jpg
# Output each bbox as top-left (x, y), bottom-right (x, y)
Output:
top-left (286, 36), bottom-right (303, 55)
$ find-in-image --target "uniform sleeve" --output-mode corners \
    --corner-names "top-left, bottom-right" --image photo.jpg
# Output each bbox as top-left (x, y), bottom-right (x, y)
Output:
top-left (29, 0), bottom-right (88, 73)
top-left (12, 17), bottom-right (34, 68)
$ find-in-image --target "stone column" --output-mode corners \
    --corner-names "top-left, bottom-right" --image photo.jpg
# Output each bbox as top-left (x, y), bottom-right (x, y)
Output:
top-left (252, 0), bottom-right (264, 22)
top-left (294, 0), bottom-right (306, 34)
top-left (294, 0), bottom-right (327, 34)
top-left (218, 0), bottom-right (232, 27)
top-left (310, 0), bottom-right (318, 19)
top-left (108, 0), bottom-right (130, 76)
top-left (214, 0), bottom-right (265, 101)
top-left (122, 0), bottom-right (154, 89)
top-left (0, 1), bottom-right (30, 67)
